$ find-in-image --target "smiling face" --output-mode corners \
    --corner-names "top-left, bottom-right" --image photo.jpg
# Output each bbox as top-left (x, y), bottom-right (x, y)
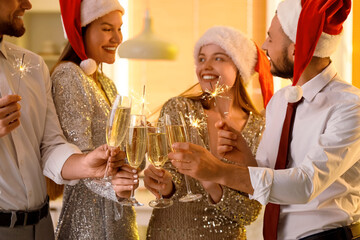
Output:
top-left (262, 15), bottom-right (294, 79)
top-left (196, 44), bottom-right (238, 92)
top-left (0, 0), bottom-right (32, 38)
top-left (84, 10), bottom-right (123, 65)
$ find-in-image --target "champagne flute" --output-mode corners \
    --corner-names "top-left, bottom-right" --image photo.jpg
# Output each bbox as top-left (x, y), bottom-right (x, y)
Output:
top-left (93, 94), bottom-right (131, 186)
top-left (147, 122), bottom-right (173, 208)
top-left (165, 112), bottom-right (202, 202)
top-left (122, 114), bottom-right (147, 206)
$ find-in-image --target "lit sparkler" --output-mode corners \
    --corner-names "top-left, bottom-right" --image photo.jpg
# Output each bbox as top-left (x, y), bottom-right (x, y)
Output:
top-left (11, 52), bottom-right (39, 94)
top-left (141, 84), bottom-right (146, 115)
top-left (185, 112), bottom-right (206, 133)
top-left (16, 54), bottom-right (26, 93)
top-left (184, 111), bottom-right (207, 147)
top-left (129, 87), bottom-right (150, 116)
top-left (203, 78), bottom-right (230, 102)
top-left (202, 77), bottom-right (231, 118)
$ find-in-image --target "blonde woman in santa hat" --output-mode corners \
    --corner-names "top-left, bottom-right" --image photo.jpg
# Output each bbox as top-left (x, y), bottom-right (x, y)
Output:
top-left (48, 0), bottom-right (140, 239)
top-left (171, 0), bottom-right (360, 240)
top-left (144, 26), bottom-right (273, 240)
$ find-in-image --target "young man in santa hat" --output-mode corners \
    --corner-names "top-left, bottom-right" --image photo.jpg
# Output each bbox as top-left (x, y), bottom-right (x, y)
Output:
top-left (0, 1), bottom-right (124, 239)
top-left (170, 0), bottom-right (360, 239)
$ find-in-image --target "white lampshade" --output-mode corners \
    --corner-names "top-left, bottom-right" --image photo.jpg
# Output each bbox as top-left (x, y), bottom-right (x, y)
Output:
top-left (117, 10), bottom-right (178, 60)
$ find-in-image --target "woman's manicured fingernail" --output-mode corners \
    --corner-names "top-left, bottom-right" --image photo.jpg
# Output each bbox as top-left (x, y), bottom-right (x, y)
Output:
top-left (132, 169), bottom-right (137, 173)
top-left (134, 179), bottom-right (138, 183)
top-left (133, 174), bottom-right (138, 178)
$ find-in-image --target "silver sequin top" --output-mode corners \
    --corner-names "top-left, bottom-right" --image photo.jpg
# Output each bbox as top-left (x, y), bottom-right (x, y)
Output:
top-left (146, 97), bottom-right (263, 240)
top-left (51, 62), bottom-right (139, 240)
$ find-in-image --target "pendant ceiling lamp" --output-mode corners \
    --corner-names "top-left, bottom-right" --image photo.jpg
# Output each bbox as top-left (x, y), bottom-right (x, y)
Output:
top-left (118, 10), bottom-right (178, 60)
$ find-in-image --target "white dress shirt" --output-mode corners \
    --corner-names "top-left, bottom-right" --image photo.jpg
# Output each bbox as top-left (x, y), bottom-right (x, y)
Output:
top-left (0, 40), bottom-right (81, 211)
top-left (249, 63), bottom-right (360, 239)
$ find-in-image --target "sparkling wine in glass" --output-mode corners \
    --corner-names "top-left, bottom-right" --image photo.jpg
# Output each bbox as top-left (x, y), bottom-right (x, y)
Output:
top-left (94, 94), bottom-right (131, 186)
top-left (147, 122), bottom-right (173, 208)
top-left (122, 115), bottom-right (147, 206)
top-left (165, 113), bottom-right (202, 202)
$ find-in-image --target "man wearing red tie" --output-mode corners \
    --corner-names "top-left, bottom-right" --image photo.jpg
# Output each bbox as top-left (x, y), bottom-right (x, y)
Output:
top-left (170, 0), bottom-right (360, 239)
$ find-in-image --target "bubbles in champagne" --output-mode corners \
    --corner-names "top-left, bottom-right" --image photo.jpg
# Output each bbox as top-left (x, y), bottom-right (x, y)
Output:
top-left (166, 125), bottom-right (186, 152)
top-left (147, 132), bottom-right (168, 168)
top-left (126, 127), bottom-right (147, 168)
top-left (106, 107), bottom-right (131, 147)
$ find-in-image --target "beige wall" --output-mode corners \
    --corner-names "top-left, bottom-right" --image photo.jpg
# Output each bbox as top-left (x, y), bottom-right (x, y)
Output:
top-left (125, 0), bottom-right (266, 120)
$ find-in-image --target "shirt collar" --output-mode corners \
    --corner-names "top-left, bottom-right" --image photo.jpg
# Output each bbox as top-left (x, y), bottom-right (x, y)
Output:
top-left (301, 62), bottom-right (337, 102)
top-left (0, 38), bottom-right (8, 59)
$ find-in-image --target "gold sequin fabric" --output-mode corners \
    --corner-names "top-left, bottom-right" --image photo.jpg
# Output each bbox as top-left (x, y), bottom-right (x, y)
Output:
top-left (51, 62), bottom-right (139, 240)
top-left (146, 97), bottom-right (263, 240)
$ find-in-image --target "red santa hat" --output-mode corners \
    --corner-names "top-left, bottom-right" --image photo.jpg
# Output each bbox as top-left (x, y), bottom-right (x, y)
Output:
top-left (59, 0), bottom-right (124, 75)
top-left (277, 0), bottom-right (351, 87)
top-left (194, 26), bottom-right (274, 108)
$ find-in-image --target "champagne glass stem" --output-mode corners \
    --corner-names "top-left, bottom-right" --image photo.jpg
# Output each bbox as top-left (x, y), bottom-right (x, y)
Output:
top-left (184, 175), bottom-right (193, 194)
top-left (103, 159), bottom-right (110, 179)
top-left (157, 179), bottom-right (165, 200)
top-left (129, 188), bottom-right (135, 201)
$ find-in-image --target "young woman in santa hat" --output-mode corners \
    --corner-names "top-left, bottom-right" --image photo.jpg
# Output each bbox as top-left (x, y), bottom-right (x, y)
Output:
top-left (143, 26), bottom-right (273, 240)
top-left (48, 0), bottom-right (140, 239)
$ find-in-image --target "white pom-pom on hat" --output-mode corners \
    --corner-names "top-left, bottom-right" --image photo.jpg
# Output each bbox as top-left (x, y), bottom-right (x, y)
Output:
top-left (80, 58), bottom-right (97, 75)
top-left (285, 86), bottom-right (303, 103)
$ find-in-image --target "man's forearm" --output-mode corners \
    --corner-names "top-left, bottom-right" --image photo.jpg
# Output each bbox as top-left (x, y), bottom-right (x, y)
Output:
top-left (61, 153), bottom-right (93, 180)
top-left (214, 162), bottom-right (254, 195)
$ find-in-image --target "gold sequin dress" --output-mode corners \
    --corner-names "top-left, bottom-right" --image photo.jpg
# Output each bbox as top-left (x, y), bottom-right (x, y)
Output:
top-left (146, 97), bottom-right (263, 240)
top-left (51, 62), bottom-right (139, 240)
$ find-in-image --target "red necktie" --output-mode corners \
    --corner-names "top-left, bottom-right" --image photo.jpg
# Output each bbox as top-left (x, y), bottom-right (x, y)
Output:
top-left (263, 99), bottom-right (302, 240)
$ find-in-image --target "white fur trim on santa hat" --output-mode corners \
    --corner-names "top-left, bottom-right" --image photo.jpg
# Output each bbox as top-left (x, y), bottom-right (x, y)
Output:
top-left (81, 0), bottom-right (125, 27)
top-left (80, 58), bottom-right (97, 75)
top-left (276, 0), bottom-right (342, 58)
top-left (193, 26), bottom-right (257, 85)
top-left (314, 31), bottom-right (343, 58)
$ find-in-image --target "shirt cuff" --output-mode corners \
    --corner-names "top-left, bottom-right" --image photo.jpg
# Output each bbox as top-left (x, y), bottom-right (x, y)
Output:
top-left (43, 143), bottom-right (82, 186)
top-left (248, 167), bottom-right (274, 205)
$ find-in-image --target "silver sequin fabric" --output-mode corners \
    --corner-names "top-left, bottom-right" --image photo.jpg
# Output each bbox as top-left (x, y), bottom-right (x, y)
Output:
top-left (146, 96), bottom-right (263, 240)
top-left (51, 62), bottom-right (139, 240)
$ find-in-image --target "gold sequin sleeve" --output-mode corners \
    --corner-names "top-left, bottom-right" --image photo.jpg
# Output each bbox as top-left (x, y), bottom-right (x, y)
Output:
top-left (51, 62), bottom-right (95, 153)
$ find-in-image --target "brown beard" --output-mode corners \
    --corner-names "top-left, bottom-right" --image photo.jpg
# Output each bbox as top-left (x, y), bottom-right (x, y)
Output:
top-left (270, 47), bottom-right (294, 79)
top-left (0, 19), bottom-right (26, 37)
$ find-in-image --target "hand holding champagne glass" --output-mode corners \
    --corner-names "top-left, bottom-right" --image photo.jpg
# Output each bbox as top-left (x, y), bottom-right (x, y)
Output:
top-left (94, 94), bottom-right (131, 186)
top-left (147, 122), bottom-right (173, 208)
top-left (166, 112), bottom-right (202, 202)
top-left (122, 114), bottom-right (147, 206)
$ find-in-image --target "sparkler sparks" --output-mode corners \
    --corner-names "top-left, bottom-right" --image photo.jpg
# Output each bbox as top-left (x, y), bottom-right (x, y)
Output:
top-left (11, 52), bottom-right (39, 94)
top-left (185, 112), bottom-right (206, 132)
top-left (202, 78), bottom-right (232, 118)
top-left (203, 79), bottom-right (230, 101)
top-left (129, 88), bottom-right (150, 116)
